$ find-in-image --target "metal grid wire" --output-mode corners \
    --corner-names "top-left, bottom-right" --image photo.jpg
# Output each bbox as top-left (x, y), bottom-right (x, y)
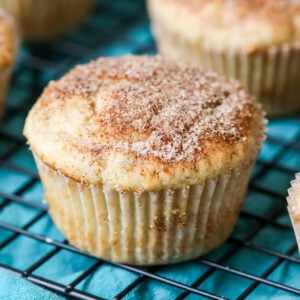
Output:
top-left (0, 0), bottom-right (300, 299)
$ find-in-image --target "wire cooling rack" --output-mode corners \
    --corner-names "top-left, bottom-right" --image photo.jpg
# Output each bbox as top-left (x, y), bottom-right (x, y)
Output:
top-left (0, 0), bottom-right (300, 299)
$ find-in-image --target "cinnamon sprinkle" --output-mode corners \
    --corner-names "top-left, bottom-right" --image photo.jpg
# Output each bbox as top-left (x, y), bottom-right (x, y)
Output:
top-left (46, 55), bottom-right (257, 162)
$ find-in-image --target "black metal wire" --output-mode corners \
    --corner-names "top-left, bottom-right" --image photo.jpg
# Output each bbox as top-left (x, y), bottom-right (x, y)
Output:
top-left (0, 0), bottom-right (300, 299)
top-left (236, 244), bottom-right (299, 299)
top-left (0, 263), bottom-right (104, 300)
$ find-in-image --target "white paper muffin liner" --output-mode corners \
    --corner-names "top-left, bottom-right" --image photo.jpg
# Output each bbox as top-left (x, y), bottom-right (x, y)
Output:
top-left (34, 133), bottom-right (264, 266)
top-left (287, 173), bottom-right (300, 252)
top-left (0, 0), bottom-right (95, 40)
top-left (153, 25), bottom-right (300, 116)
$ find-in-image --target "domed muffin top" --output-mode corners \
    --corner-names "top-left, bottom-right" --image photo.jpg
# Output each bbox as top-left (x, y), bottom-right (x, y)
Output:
top-left (148, 0), bottom-right (300, 53)
top-left (24, 55), bottom-right (265, 191)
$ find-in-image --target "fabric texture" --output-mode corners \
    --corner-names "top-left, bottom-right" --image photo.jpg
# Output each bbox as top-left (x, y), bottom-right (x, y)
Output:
top-left (0, 0), bottom-right (299, 299)
top-left (0, 269), bottom-right (64, 300)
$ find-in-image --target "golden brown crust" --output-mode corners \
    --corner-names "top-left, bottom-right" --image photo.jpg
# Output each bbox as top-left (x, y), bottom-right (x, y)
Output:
top-left (0, 10), bottom-right (18, 68)
top-left (148, 0), bottom-right (300, 53)
top-left (24, 55), bottom-right (265, 191)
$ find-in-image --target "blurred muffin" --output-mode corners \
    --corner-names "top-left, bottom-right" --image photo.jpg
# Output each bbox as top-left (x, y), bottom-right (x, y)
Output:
top-left (287, 173), bottom-right (300, 252)
top-left (0, 10), bottom-right (18, 121)
top-left (148, 0), bottom-right (300, 116)
top-left (0, 0), bottom-right (95, 40)
top-left (24, 55), bottom-right (265, 265)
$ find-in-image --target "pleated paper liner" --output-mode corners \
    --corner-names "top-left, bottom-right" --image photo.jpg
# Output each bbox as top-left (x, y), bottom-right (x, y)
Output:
top-left (0, 0), bottom-right (95, 40)
top-left (153, 24), bottom-right (300, 116)
top-left (287, 173), bottom-right (300, 252)
top-left (34, 127), bottom-right (265, 266)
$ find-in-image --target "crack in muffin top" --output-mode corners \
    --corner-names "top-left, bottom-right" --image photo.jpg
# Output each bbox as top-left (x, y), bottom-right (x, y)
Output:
top-left (41, 55), bottom-right (256, 163)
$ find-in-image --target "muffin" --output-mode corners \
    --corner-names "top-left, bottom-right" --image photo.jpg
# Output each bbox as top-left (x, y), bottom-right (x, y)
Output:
top-left (287, 173), bottom-right (300, 251)
top-left (147, 0), bottom-right (300, 116)
top-left (24, 55), bottom-right (266, 265)
top-left (0, 0), bottom-right (95, 40)
top-left (0, 10), bottom-right (18, 121)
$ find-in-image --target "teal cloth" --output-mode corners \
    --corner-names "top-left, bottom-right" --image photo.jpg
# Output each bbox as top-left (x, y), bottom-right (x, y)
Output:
top-left (0, 0), bottom-right (300, 298)
top-left (0, 269), bottom-right (64, 300)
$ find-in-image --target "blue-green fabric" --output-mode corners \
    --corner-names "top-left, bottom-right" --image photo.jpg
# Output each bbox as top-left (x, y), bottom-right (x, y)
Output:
top-left (0, 0), bottom-right (300, 299)
top-left (0, 269), bottom-right (64, 300)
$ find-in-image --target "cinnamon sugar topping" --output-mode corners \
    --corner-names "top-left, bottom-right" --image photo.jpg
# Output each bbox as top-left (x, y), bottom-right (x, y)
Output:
top-left (46, 55), bottom-right (257, 162)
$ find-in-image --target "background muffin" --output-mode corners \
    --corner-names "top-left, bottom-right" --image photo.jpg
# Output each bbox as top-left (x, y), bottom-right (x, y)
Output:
top-left (0, 0), bottom-right (95, 40)
top-left (287, 173), bottom-right (300, 252)
top-left (0, 9), bottom-right (18, 121)
top-left (24, 55), bottom-right (265, 265)
top-left (147, 0), bottom-right (300, 116)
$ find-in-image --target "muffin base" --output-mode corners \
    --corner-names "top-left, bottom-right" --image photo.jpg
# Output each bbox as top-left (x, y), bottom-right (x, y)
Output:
top-left (35, 155), bottom-right (258, 265)
top-left (153, 24), bottom-right (300, 116)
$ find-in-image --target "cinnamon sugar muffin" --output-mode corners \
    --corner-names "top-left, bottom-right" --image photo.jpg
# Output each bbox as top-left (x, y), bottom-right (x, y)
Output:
top-left (0, 10), bottom-right (18, 120)
top-left (147, 0), bottom-right (300, 116)
top-left (24, 55), bottom-right (266, 265)
top-left (0, 0), bottom-right (95, 40)
top-left (287, 174), bottom-right (300, 252)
